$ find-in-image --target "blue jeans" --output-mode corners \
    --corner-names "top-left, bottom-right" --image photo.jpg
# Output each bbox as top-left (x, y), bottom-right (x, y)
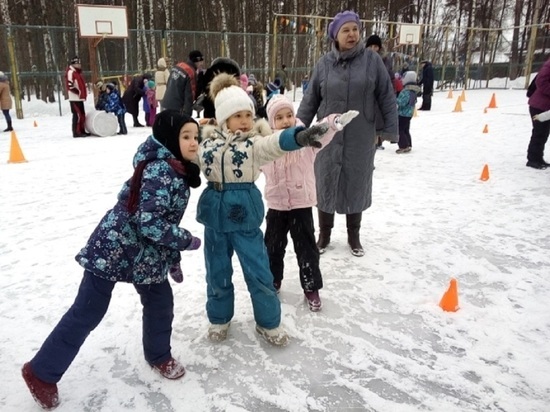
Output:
top-left (30, 271), bottom-right (174, 383)
top-left (204, 227), bottom-right (281, 329)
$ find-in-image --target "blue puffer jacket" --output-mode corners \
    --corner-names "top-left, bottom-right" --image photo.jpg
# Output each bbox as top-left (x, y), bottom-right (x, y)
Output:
top-left (75, 135), bottom-right (194, 284)
top-left (105, 90), bottom-right (126, 116)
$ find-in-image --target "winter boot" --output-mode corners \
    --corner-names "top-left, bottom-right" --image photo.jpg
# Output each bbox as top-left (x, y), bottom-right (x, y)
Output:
top-left (304, 290), bottom-right (322, 312)
top-left (151, 357), bottom-right (186, 380)
top-left (316, 210), bottom-right (334, 254)
top-left (4, 121), bottom-right (13, 132)
top-left (208, 322), bottom-right (230, 342)
top-left (21, 362), bottom-right (60, 410)
top-left (346, 213), bottom-right (365, 257)
top-left (255, 325), bottom-right (289, 346)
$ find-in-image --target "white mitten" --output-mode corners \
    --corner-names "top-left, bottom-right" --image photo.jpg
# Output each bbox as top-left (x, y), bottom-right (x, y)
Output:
top-left (533, 110), bottom-right (550, 122)
top-left (334, 110), bottom-right (359, 130)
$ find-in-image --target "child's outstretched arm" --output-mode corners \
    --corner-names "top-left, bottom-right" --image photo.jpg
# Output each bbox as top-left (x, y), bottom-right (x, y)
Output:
top-left (307, 110), bottom-right (359, 148)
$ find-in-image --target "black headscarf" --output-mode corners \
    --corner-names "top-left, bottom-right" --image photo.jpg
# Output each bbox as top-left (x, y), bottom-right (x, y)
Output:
top-left (152, 110), bottom-right (201, 188)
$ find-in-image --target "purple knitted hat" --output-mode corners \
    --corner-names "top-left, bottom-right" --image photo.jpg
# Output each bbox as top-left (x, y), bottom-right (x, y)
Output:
top-left (328, 11), bottom-right (361, 41)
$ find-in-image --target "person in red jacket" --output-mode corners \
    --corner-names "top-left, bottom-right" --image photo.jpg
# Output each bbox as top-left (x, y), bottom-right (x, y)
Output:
top-left (65, 56), bottom-right (89, 138)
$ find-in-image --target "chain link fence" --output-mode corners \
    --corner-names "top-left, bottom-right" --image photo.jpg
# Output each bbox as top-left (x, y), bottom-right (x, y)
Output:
top-left (1, 23), bottom-right (548, 117)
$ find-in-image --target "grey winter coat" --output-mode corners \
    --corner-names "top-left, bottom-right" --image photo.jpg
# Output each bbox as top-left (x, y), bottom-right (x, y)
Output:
top-left (297, 43), bottom-right (398, 214)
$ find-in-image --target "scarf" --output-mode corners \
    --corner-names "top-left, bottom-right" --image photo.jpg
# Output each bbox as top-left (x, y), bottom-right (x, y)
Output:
top-left (126, 159), bottom-right (201, 214)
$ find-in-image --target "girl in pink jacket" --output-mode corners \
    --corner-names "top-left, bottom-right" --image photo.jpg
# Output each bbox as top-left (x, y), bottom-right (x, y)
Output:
top-left (261, 95), bottom-right (357, 311)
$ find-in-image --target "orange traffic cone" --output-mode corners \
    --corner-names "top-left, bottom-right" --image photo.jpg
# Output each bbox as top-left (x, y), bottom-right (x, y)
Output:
top-left (8, 131), bottom-right (28, 164)
top-left (460, 89), bottom-right (466, 102)
top-left (480, 164), bottom-right (490, 181)
top-left (439, 278), bottom-right (459, 312)
top-left (447, 88), bottom-right (453, 99)
top-left (488, 93), bottom-right (497, 108)
top-left (33, 120), bottom-right (38, 127)
top-left (413, 107), bottom-right (418, 117)
top-left (482, 124), bottom-right (489, 133)
top-left (452, 97), bottom-right (463, 112)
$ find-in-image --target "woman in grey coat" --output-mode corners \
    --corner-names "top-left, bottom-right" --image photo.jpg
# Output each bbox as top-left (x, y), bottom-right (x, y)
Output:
top-left (297, 10), bottom-right (398, 257)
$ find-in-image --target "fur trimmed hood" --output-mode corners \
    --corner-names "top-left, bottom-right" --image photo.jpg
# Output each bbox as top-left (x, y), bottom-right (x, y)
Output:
top-left (201, 117), bottom-right (272, 142)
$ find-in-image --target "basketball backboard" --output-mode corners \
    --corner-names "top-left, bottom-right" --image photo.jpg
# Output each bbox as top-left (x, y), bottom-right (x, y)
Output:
top-left (76, 5), bottom-right (128, 38)
top-left (398, 24), bottom-right (421, 45)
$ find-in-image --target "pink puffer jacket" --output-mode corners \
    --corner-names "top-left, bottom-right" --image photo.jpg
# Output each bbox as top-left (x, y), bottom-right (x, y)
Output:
top-left (261, 114), bottom-right (340, 211)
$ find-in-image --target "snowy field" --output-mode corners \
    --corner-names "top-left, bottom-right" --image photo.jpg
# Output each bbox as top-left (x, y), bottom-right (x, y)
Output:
top-left (1, 81), bottom-right (550, 412)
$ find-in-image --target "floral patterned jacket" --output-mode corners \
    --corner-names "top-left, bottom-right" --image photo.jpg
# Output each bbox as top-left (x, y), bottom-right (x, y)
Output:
top-left (75, 135), bottom-right (194, 284)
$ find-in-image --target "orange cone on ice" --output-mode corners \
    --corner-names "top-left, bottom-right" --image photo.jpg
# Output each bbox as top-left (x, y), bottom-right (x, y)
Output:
top-left (447, 88), bottom-right (453, 99)
top-left (439, 278), bottom-right (459, 312)
top-left (33, 120), bottom-right (38, 127)
top-left (488, 93), bottom-right (497, 108)
top-left (453, 97), bottom-right (463, 112)
top-left (460, 89), bottom-right (466, 102)
top-left (482, 124), bottom-right (489, 133)
top-left (480, 164), bottom-right (490, 181)
top-left (8, 131), bottom-right (28, 164)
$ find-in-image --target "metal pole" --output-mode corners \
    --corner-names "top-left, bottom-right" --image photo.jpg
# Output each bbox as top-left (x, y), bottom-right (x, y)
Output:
top-left (271, 16), bottom-right (278, 81)
top-left (441, 27), bottom-right (449, 88)
top-left (524, 0), bottom-right (542, 88)
top-left (464, 27), bottom-right (475, 90)
top-left (7, 34), bottom-right (24, 119)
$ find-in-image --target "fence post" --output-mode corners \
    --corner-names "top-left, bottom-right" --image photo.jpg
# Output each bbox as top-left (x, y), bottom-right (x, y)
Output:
top-left (271, 17), bottom-right (278, 81)
top-left (7, 30), bottom-right (24, 119)
top-left (525, 0), bottom-right (542, 88)
top-left (464, 27), bottom-right (475, 90)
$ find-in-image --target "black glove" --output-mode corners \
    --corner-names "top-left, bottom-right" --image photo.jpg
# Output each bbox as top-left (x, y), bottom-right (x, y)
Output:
top-left (295, 124), bottom-right (330, 148)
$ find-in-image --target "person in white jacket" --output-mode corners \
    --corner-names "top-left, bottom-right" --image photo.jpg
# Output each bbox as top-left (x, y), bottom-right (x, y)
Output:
top-left (261, 94), bottom-right (357, 311)
top-left (195, 73), bottom-right (332, 346)
top-left (154, 57), bottom-right (169, 110)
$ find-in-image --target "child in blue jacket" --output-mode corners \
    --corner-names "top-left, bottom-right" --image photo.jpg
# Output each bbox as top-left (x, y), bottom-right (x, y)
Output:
top-left (22, 111), bottom-right (202, 410)
top-left (396, 71), bottom-right (421, 153)
top-left (105, 83), bottom-right (128, 135)
top-left (196, 73), bottom-right (329, 346)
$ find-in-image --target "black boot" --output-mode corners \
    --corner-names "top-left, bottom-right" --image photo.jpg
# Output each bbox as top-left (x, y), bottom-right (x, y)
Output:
top-left (317, 210), bottom-right (334, 254)
top-left (346, 213), bottom-right (364, 257)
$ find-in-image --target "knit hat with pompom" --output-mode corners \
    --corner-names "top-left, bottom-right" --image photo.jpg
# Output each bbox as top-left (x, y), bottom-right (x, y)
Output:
top-left (209, 73), bottom-right (255, 127)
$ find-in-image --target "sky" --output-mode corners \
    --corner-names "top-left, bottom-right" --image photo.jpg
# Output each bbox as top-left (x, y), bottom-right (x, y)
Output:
top-left (1, 80), bottom-right (550, 412)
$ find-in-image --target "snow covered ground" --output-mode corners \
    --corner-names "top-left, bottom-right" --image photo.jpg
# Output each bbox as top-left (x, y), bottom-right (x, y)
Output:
top-left (1, 81), bottom-right (549, 412)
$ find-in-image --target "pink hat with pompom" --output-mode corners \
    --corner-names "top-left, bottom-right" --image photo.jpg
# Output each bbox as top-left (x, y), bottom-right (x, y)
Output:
top-left (266, 94), bottom-right (295, 129)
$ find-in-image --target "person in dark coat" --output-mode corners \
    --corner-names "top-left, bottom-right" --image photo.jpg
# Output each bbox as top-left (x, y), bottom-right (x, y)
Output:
top-left (200, 57), bottom-right (241, 121)
top-left (296, 10), bottom-right (398, 257)
top-left (366, 34), bottom-right (395, 150)
top-left (21, 111), bottom-right (202, 410)
top-left (94, 81), bottom-right (109, 111)
top-left (162, 50), bottom-right (205, 116)
top-left (526, 56), bottom-right (550, 169)
top-left (418, 60), bottom-right (434, 110)
top-left (122, 74), bottom-right (147, 127)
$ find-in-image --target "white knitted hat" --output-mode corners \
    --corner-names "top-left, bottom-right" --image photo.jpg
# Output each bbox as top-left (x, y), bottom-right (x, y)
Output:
top-left (209, 73), bottom-right (255, 127)
top-left (266, 94), bottom-right (295, 129)
top-left (402, 71), bottom-right (417, 85)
